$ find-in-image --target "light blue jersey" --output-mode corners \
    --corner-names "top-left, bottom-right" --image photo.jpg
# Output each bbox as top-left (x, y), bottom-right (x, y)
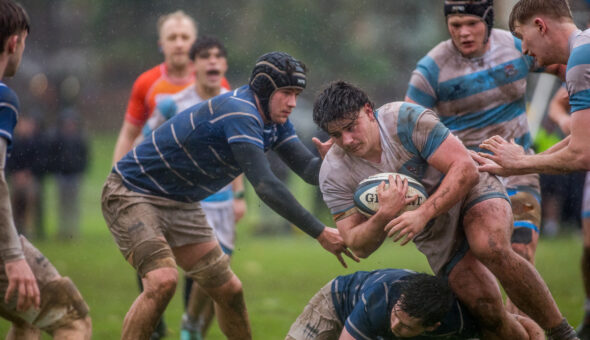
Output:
top-left (407, 28), bottom-right (540, 193)
top-left (114, 85), bottom-right (298, 203)
top-left (566, 29), bottom-right (590, 113)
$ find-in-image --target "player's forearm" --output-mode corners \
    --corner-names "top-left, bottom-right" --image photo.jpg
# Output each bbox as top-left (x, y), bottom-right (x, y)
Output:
top-left (0, 143), bottom-right (23, 261)
top-left (252, 178), bottom-right (324, 237)
top-left (420, 160), bottom-right (478, 221)
top-left (345, 215), bottom-right (390, 258)
top-left (516, 145), bottom-right (589, 174)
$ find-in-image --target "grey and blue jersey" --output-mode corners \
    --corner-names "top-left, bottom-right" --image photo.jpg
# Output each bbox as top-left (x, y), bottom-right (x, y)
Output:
top-left (0, 83), bottom-right (19, 157)
top-left (406, 29), bottom-right (540, 192)
top-left (566, 28), bottom-right (590, 114)
top-left (332, 269), bottom-right (479, 339)
top-left (115, 85), bottom-right (298, 203)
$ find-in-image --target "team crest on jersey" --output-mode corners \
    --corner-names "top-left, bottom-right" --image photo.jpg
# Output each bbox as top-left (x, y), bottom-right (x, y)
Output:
top-left (504, 64), bottom-right (517, 78)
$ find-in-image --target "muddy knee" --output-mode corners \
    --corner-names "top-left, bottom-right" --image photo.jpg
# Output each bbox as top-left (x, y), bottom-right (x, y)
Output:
top-left (185, 246), bottom-right (234, 289)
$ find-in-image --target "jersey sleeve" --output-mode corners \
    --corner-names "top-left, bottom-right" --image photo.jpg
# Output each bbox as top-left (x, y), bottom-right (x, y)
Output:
top-left (566, 41), bottom-right (590, 113)
top-left (344, 289), bottom-right (385, 340)
top-left (0, 86), bottom-right (19, 147)
top-left (406, 55), bottom-right (439, 109)
top-left (272, 119), bottom-right (299, 150)
top-left (223, 110), bottom-right (265, 149)
top-left (397, 103), bottom-right (450, 160)
top-left (125, 68), bottom-right (160, 127)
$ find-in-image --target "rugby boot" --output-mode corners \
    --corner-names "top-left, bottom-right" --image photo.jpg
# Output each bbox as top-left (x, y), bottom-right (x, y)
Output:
top-left (577, 323), bottom-right (590, 340)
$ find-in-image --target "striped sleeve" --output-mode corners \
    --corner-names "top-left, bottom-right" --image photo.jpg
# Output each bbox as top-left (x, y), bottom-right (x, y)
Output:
top-left (406, 55), bottom-right (439, 108)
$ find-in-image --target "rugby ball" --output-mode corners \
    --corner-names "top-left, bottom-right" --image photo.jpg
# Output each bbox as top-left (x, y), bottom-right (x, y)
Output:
top-left (353, 173), bottom-right (428, 217)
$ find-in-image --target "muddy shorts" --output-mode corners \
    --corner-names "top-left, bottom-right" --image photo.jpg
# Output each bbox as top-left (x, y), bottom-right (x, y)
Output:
top-left (101, 173), bottom-right (216, 276)
top-left (285, 280), bottom-right (342, 340)
top-left (415, 172), bottom-right (509, 276)
top-left (0, 236), bottom-right (61, 328)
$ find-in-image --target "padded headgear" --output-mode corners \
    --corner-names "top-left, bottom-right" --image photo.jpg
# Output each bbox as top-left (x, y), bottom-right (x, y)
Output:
top-left (249, 51), bottom-right (307, 121)
top-left (444, 0), bottom-right (494, 42)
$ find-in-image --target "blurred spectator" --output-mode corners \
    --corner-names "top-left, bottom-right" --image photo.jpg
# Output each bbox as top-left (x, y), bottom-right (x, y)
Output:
top-left (5, 114), bottom-right (47, 239)
top-left (48, 107), bottom-right (88, 240)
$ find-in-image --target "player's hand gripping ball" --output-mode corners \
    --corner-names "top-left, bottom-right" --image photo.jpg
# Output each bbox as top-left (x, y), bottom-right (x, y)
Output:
top-left (353, 173), bottom-right (427, 217)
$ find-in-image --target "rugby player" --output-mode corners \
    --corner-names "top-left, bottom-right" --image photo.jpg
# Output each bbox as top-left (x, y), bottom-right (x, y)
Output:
top-left (286, 269), bottom-right (544, 340)
top-left (0, 1), bottom-right (91, 338)
top-left (405, 0), bottom-right (564, 277)
top-left (313, 81), bottom-right (578, 339)
top-left (101, 52), bottom-right (356, 339)
top-left (144, 35), bottom-right (245, 340)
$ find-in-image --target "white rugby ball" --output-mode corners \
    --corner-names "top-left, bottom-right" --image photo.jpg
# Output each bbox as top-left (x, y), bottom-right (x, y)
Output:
top-left (353, 173), bottom-right (428, 217)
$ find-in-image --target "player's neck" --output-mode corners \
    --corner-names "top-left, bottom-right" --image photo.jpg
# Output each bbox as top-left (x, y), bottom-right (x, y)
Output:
top-left (165, 62), bottom-right (192, 80)
top-left (195, 83), bottom-right (220, 100)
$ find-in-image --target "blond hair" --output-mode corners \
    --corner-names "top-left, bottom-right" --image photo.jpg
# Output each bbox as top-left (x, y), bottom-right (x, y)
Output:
top-left (157, 10), bottom-right (198, 38)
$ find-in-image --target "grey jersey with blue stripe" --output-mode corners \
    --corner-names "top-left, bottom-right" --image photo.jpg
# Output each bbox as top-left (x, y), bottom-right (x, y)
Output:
top-left (567, 28), bottom-right (590, 114)
top-left (320, 102), bottom-right (449, 216)
top-left (114, 85), bottom-right (298, 202)
top-left (406, 28), bottom-right (540, 191)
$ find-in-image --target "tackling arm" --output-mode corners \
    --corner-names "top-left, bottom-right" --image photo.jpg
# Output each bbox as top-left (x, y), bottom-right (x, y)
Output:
top-left (231, 142), bottom-right (358, 267)
top-left (275, 139), bottom-right (321, 185)
top-left (478, 108), bottom-right (590, 174)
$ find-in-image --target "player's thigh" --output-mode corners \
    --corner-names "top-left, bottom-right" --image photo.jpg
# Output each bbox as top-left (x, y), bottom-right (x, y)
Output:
top-left (463, 198), bottom-right (513, 257)
top-left (286, 281), bottom-right (342, 340)
top-left (583, 172), bottom-right (590, 246)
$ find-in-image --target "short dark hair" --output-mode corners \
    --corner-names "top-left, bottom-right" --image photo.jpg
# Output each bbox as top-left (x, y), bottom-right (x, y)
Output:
top-left (0, 0), bottom-right (30, 53)
top-left (509, 0), bottom-right (573, 34)
top-left (313, 81), bottom-right (374, 132)
top-left (189, 35), bottom-right (227, 61)
top-left (395, 273), bottom-right (455, 327)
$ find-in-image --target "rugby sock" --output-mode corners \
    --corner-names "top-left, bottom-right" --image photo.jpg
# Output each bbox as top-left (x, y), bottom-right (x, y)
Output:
top-left (546, 318), bottom-right (579, 340)
top-left (584, 299), bottom-right (590, 324)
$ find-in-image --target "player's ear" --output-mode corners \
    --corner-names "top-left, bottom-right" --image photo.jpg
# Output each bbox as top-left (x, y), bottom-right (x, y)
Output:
top-left (425, 321), bottom-right (441, 332)
top-left (533, 17), bottom-right (546, 35)
top-left (363, 103), bottom-right (374, 120)
top-left (6, 35), bottom-right (18, 53)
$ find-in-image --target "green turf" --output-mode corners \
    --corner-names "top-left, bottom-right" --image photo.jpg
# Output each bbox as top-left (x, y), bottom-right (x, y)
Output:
top-left (0, 134), bottom-right (586, 338)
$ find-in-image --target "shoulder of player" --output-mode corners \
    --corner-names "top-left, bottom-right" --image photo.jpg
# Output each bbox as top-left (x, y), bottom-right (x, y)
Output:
top-left (0, 83), bottom-right (19, 109)
top-left (132, 64), bottom-right (164, 88)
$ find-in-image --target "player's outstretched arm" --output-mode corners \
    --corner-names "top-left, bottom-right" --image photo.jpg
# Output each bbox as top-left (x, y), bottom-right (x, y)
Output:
top-left (478, 109), bottom-right (590, 174)
top-left (231, 142), bottom-right (357, 267)
top-left (275, 139), bottom-right (322, 185)
top-left (0, 139), bottom-right (40, 311)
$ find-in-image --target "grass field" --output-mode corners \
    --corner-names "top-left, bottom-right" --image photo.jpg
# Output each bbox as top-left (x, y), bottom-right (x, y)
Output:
top-left (0, 134), bottom-right (586, 338)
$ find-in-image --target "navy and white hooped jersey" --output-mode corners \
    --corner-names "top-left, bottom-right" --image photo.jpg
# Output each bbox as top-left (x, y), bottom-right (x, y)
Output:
top-left (567, 29), bottom-right (590, 114)
top-left (0, 83), bottom-right (19, 157)
top-left (406, 28), bottom-right (540, 191)
top-left (114, 85), bottom-right (299, 203)
top-left (320, 102), bottom-right (449, 216)
top-left (332, 269), bottom-right (479, 339)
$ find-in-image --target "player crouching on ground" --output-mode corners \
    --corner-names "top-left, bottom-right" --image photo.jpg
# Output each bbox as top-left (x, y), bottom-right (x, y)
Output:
top-left (0, 0), bottom-right (91, 338)
top-left (286, 268), bottom-right (544, 340)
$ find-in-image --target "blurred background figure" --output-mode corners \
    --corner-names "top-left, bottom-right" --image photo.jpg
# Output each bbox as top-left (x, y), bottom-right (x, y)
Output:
top-left (6, 114), bottom-right (47, 239)
top-left (49, 107), bottom-right (88, 240)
